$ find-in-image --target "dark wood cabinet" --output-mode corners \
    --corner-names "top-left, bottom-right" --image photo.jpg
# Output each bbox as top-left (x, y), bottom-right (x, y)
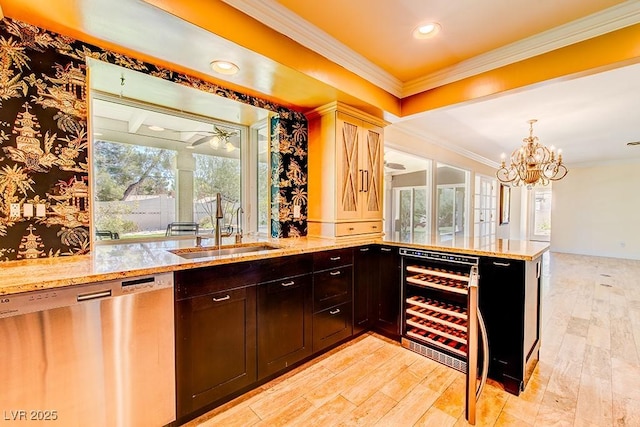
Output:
top-left (353, 245), bottom-right (376, 334)
top-left (479, 255), bottom-right (542, 395)
top-left (312, 249), bottom-right (353, 352)
top-left (175, 278), bottom-right (256, 420)
top-left (257, 273), bottom-right (312, 379)
top-left (376, 246), bottom-right (401, 338)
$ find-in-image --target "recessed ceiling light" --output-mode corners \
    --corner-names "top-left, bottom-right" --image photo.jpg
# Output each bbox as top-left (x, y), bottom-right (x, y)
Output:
top-left (148, 125), bottom-right (165, 131)
top-left (210, 60), bottom-right (239, 75)
top-left (413, 22), bottom-right (441, 39)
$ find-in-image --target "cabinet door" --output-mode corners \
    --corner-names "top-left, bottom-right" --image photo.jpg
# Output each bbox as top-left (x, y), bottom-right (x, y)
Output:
top-left (353, 246), bottom-right (377, 334)
top-left (376, 246), bottom-right (401, 338)
top-left (257, 274), bottom-right (312, 379)
top-left (336, 115), bottom-right (361, 220)
top-left (360, 123), bottom-right (383, 220)
top-left (176, 286), bottom-right (256, 418)
top-left (478, 257), bottom-right (525, 394)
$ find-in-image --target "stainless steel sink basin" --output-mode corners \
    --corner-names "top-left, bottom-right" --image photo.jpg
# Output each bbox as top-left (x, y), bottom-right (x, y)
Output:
top-left (170, 244), bottom-right (281, 259)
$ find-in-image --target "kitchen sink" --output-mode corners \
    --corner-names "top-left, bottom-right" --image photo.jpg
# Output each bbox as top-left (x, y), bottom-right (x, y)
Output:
top-left (170, 243), bottom-right (281, 259)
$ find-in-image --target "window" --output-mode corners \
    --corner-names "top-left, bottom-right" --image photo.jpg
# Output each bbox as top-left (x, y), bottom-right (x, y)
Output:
top-left (91, 95), bottom-right (245, 240)
top-left (394, 187), bottom-right (429, 243)
top-left (256, 123), bottom-right (270, 235)
top-left (529, 186), bottom-right (552, 242)
top-left (436, 163), bottom-right (470, 243)
top-left (384, 148), bottom-right (431, 242)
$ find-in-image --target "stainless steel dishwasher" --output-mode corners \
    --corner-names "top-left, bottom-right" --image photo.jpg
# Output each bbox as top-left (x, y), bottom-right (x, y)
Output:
top-left (0, 273), bottom-right (175, 427)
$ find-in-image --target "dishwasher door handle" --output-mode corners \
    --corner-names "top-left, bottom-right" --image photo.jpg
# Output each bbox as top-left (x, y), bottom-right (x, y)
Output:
top-left (77, 290), bottom-right (112, 302)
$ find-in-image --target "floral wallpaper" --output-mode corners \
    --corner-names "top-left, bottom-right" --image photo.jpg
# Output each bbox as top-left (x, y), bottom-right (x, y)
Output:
top-left (270, 116), bottom-right (308, 238)
top-left (0, 17), bottom-right (307, 261)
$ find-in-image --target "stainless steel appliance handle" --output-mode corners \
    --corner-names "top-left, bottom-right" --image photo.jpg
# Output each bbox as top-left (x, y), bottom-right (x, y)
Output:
top-left (77, 289), bottom-right (112, 302)
top-left (476, 307), bottom-right (489, 401)
top-left (466, 265), bottom-right (488, 425)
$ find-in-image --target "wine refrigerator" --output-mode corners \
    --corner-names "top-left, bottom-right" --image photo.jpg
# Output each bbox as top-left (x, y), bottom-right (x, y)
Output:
top-left (400, 248), bottom-right (488, 425)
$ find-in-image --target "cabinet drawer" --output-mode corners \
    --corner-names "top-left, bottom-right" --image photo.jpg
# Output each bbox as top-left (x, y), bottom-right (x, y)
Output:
top-left (313, 266), bottom-right (353, 312)
top-left (312, 302), bottom-right (352, 352)
top-left (259, 254), bottom-right (313, 283)
top-left (336, 221), bottom-right (382, 237)
top-left (175, 261), bottom-right (262, 300)
top-left (313, 248), bottom-right (353, 271)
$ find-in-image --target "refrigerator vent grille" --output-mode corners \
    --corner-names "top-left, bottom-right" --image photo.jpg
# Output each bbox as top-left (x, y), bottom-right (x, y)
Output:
top-left (402, 337), bottom-right (467, 373)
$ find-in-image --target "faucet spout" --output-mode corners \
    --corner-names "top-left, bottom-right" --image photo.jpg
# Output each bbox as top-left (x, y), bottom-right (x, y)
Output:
top-left (215, 192), bottom-right (223, 247)
top-left (235, 206), bottom-right (244, 244)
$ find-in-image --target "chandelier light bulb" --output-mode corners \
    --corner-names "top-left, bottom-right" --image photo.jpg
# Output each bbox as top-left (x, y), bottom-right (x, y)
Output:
top-left (209, 136), bottom-right (220, 149)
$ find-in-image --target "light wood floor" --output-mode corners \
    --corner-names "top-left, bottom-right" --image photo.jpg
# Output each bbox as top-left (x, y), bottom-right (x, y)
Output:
top-left (188, 252), bottom-right (640, 426)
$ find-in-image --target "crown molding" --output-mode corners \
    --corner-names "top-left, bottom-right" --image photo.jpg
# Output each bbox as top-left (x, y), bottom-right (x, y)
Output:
top-left (403, 2), bottom-right (640, 96)
top-left (391, 124), bottom-right (500, 169)
top-left (223, 1), bottom-right (640, 101)
top-left (221, 0), bottom-right (403, 97)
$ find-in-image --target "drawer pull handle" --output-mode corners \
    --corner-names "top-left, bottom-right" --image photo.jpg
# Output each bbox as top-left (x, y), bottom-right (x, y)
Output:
top-left (380, 247), bottom-right (392, 252)
top-left (330, 271), bottom-right (341, 276)
top-left (360, 248), bottom-right (369, 252)
top-left (348, 227), bottom-right (355, 231)
top-left (329, 308), bottom-right (341, 315)
top-left (372, 225), bottom-right (378, 229)
top-left (281, 281), bottom-right (295, 287)
top-left (493, 261), bottom-right (511, 267)
top-left (213, 295), bottom-right (230, 302)
top-left (330, 256), bottom-right (341, 261)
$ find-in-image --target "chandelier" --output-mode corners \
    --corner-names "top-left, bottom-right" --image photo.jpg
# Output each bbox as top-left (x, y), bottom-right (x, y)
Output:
top-left (496, 119), bottom-right (568, 188)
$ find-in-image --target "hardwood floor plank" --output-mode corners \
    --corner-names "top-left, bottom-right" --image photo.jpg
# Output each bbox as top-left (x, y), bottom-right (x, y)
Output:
top-left (375, 383), bottom-right (438, 426)
top-left (335, 391), bottom-right (397, 426)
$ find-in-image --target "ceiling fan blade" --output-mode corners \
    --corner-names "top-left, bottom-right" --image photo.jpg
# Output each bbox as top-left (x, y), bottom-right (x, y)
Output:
top-left (191, 135), bottom-right (211, 146)
top-left (384, 161), bottom-right (406, 170)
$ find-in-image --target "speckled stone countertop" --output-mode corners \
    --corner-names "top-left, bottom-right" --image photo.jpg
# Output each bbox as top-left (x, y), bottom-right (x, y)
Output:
top-left (0, 235), bottom-right (549, 296)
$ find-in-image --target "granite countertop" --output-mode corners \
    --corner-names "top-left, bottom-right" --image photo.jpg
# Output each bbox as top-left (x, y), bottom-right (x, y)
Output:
top-left (0, 235), bottom-right (549, 296)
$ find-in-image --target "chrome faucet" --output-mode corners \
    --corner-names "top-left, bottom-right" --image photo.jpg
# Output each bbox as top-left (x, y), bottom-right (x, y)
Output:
top-left (235, 206), bottom-right (244, 244)
top-left (215, 192), bottom-right (224, 247)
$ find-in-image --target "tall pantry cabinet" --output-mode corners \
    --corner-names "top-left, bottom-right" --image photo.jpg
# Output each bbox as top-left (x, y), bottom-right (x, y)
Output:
top-left (307, 102), bottom-right (387, 238)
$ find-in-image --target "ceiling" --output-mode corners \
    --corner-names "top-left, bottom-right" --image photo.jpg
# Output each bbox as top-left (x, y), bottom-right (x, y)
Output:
top-left (4, 0), bottom-right (640, 169)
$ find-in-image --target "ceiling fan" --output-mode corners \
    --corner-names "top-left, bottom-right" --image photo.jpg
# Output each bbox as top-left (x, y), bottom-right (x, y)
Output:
top-left (189, 125), bottom-right (238, 148)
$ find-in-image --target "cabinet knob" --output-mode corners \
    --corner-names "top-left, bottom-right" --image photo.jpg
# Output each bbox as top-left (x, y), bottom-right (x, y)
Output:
top-left (212, 295), bottom-right (230, 302)
top-left (329, 308), bottom-right (341, 315)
